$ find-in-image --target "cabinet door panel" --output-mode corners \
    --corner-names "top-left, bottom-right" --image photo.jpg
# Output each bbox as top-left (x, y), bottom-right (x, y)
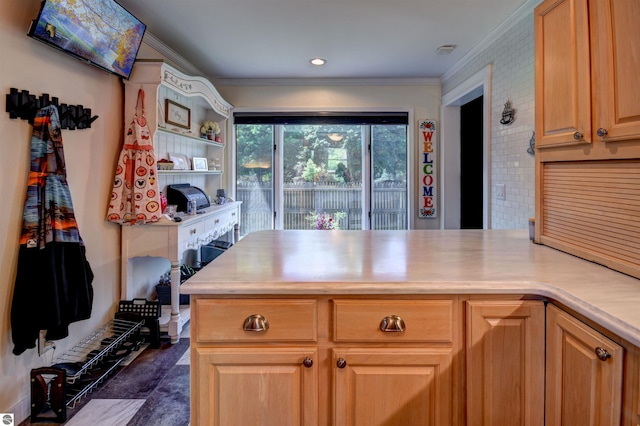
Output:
top-left (591, 0), bottom-right (640, 142)
top-left (546, 305), bottom-right (623, 426)
top-left (466, 301), bottom-right (545, 426)
top-left (535, 0), bottom-right (592, 147)
top-left (333, 348), bottom-right (452, 426)
top-left (194, 347), bottom-right (318, 426)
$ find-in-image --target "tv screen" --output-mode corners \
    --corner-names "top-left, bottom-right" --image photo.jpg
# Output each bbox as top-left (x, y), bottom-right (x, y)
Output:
top-left (28, 0), bottom-right (146, 80)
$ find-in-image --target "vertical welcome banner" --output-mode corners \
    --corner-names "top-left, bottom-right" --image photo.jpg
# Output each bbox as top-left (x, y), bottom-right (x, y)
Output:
top-left (418, 119), bottom-right (437, 218)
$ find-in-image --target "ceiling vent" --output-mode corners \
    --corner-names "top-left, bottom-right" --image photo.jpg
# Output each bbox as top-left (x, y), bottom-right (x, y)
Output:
top-left (436, 45), bottom-right (456, 55)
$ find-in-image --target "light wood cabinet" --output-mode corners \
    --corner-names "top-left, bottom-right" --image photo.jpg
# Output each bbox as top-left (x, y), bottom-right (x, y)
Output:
top-left (193, 347), bottom-right (318, 426)
top-left (465, 300), bottom-right (545, 426)
top-left (535, 0), bottom-right (640, 151)
top-left (535, 0), bottom-right (591, 149)
top-left (189, 295), bottom-right (637, 425)
top-left (546, 304), bottom-right (624, 426)
top-left (534, 0), bottom-right (640, 280)
top-left (332, 348), bottom-right (452, 426)
top-left (332, 299), bottom-right (455, 426)
top-left (589, 0), bottom-right (640, 144)
top-left (190, 296), bottom-right (457, 426)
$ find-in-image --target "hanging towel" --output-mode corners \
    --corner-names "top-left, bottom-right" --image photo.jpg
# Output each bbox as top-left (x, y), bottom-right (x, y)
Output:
top-left (107, 89), bottom-right (161, 224)
top-left (11, 105), bottom-right (94, 356)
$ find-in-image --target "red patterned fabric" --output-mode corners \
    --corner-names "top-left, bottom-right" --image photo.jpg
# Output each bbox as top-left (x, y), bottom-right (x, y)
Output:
top-left (107, 89), bottom-right (161, 224)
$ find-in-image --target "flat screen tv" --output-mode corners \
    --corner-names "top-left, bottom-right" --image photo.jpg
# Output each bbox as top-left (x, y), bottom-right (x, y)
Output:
top-left (28, 0), bottom-right (146, 80)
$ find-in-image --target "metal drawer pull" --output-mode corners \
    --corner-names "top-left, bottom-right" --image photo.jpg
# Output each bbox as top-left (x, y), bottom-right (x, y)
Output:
top-left (595, 347), bottom-right (611, 361)
top-left (243, 314), bottom-right (269, 332)
top-left (303, 357), bottom-right (313, 368)
top-left (573, 131), bottom-right (583, 140)
top-left (597, 128), bottom-right (608, 137)
top-left (336, 358), bottom-right (347, 369)
top-left (380, 315), bottom-right (406, 332)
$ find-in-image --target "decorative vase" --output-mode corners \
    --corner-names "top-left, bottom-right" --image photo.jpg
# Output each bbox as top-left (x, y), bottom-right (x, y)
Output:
top-left (206, 129), bottom-right (214, 140)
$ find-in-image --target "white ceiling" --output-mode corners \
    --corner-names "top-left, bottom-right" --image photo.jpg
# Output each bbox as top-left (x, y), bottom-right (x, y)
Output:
top-left (117, 0), bottom-right (530, 80)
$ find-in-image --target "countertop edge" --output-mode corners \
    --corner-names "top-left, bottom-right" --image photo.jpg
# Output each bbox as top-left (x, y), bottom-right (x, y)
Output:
top-left (182, 280), bottom-right (640, 348)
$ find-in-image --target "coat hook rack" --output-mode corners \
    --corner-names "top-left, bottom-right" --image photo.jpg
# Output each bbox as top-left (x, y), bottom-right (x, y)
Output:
top-left (5, 88), bottom-right (99, 130)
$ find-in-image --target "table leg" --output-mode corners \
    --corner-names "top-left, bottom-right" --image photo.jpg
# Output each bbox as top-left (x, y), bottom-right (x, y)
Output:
top-left (169, 260), bottom-right (181, 343)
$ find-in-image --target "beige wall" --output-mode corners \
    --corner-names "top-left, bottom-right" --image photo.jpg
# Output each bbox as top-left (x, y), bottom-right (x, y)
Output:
top-left (215, 83), bottom-right (442, 229)
top-left (0, 3), bottom-right (441, 419)
top-left (0, 1), bottom-right (125, 420)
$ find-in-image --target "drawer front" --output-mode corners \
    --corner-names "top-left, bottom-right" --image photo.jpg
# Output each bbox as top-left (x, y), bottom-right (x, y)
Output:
top-left (179, 219), bottom-right (204, 251)
top-left (333, 299), bottom-right (454, 343)
top-left (195, 299), bottom-right (318, 343)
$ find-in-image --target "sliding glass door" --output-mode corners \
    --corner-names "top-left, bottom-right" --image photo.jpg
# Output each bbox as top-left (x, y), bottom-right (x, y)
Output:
top-left (235, 116), bottom-right (407, 236)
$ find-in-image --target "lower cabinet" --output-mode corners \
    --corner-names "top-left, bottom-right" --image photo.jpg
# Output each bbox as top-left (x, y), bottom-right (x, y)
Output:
top-left (332, 348), bottom-right (453, 426)
top-left (193, 347), bottom-right (318, 426)
top-left (191, 296), bottom-right (457, 426)
top-left (190, 296), bottom-right (635, 425)
top-left (465, 300), bottom-right (545, 426)
top-left (545, 304), bottom-right (623, 426)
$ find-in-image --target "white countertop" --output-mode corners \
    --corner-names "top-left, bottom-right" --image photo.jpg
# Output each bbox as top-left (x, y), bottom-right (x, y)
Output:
top-left (182, 230), bottom-right (640, 346)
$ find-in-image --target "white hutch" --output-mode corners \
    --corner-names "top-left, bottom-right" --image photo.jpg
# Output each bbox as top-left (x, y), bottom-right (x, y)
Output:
top-left (120, 60), bottom-right (239, 342)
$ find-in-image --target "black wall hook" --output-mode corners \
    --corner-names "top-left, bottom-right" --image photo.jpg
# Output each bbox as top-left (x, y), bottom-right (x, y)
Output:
top-left (5, 88), bottom-right (99, 130)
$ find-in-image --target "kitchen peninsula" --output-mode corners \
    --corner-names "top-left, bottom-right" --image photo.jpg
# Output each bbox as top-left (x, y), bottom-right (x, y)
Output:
top-left (182, 230), bottom-right (640, 425)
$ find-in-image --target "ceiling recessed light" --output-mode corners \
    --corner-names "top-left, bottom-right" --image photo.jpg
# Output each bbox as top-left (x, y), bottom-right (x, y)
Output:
top-left (310, 58), bottom-right (327, 66)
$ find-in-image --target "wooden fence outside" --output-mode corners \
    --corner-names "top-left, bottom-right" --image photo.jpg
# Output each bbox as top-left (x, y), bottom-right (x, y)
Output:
top-left (237, 182), bottom-right (406, 235)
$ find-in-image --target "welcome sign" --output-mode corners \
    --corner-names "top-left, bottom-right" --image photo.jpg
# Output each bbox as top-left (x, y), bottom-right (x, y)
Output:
top-left (418, 119), bottom-right (436, 218)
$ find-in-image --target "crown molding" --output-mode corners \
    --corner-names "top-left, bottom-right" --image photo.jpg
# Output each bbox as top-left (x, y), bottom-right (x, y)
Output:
top-left (142, 32), bottom-right (204, 77)
top-left (210, 77), bottom-right (440, 87)
top-left (441, 0), bottom-right (543, 82)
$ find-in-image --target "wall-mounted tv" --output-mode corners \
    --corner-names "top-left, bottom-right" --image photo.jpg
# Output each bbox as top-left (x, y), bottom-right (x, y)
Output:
top-left (28, 0), bottom-right (146, 80)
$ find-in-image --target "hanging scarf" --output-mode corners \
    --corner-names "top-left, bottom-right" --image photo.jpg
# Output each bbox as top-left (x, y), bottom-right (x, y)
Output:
top-left (11, 105), bottom-right (94, 356)
top-left (107, 88), bottom-right (161, 224)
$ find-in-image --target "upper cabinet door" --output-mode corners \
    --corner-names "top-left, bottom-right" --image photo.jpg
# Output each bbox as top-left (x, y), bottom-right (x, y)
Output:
top-left (535, 0), bottom-right (592, 148)
top-left (590, 0), bottom-right (640, 143)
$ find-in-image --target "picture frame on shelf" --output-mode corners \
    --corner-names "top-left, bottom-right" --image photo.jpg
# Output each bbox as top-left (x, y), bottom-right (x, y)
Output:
top-left (192, 157), bottom-right (208, 171)
top-left (168, 153), bottom-right (189, 170)
top-left (165, 99), bottom-right (191, 129)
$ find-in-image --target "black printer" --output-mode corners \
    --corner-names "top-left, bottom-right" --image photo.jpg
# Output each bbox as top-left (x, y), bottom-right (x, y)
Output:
top-left (166, 184), bottom-right (210, 212)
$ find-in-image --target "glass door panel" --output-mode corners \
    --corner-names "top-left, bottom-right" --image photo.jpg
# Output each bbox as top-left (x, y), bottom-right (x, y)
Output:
top-left (371, 125), bottom-right (408, 230)
top-left (236, 124), bottom-right (274, 237)
top-left (282, 125), bottom-right (363, 230)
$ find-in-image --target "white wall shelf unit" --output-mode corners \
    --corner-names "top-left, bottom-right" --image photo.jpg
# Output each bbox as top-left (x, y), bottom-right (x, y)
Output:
top-left (121, 60), bottom-right (235, 343)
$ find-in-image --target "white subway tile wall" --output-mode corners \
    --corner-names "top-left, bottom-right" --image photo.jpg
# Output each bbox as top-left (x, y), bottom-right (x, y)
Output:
top-left (442, 14), bottom-right (535, 229)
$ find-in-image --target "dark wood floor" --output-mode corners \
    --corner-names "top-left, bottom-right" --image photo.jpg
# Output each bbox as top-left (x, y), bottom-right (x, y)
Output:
top-left (20, 334), bottom-right (190, 426)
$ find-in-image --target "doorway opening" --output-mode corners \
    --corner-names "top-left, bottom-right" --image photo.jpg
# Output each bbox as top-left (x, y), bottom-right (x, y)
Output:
top-left (441, 65), bottom-right (491, 229)
top-left (460, 96), bottom-right (484, 229)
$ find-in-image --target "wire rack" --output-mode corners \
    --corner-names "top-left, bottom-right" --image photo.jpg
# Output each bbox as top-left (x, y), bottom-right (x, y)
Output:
top-left (52, 318), bottom-right (143, 407)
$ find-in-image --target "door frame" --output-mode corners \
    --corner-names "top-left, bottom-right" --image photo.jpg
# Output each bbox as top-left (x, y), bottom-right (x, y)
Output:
top-left (440, 65), bottom-right (492, 229)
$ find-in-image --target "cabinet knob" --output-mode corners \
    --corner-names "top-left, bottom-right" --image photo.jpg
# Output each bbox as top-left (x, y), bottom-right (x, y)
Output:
top-left (595, 347), bottom-right (611, 361)
top-left (573, 131), bottom-right (583, 140)
top-left (336, 358), bottom-right (347, 369)
top-left (380, 315), bottom-right (406, 332)
top-left (190, 228), bottom-right (197, 235)
top-left (303, 357), bottom-right (313, 368)
top-left (597, 128), bottom-right (608, 137)
top-left (243, 314), bottom-right (269, 332)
